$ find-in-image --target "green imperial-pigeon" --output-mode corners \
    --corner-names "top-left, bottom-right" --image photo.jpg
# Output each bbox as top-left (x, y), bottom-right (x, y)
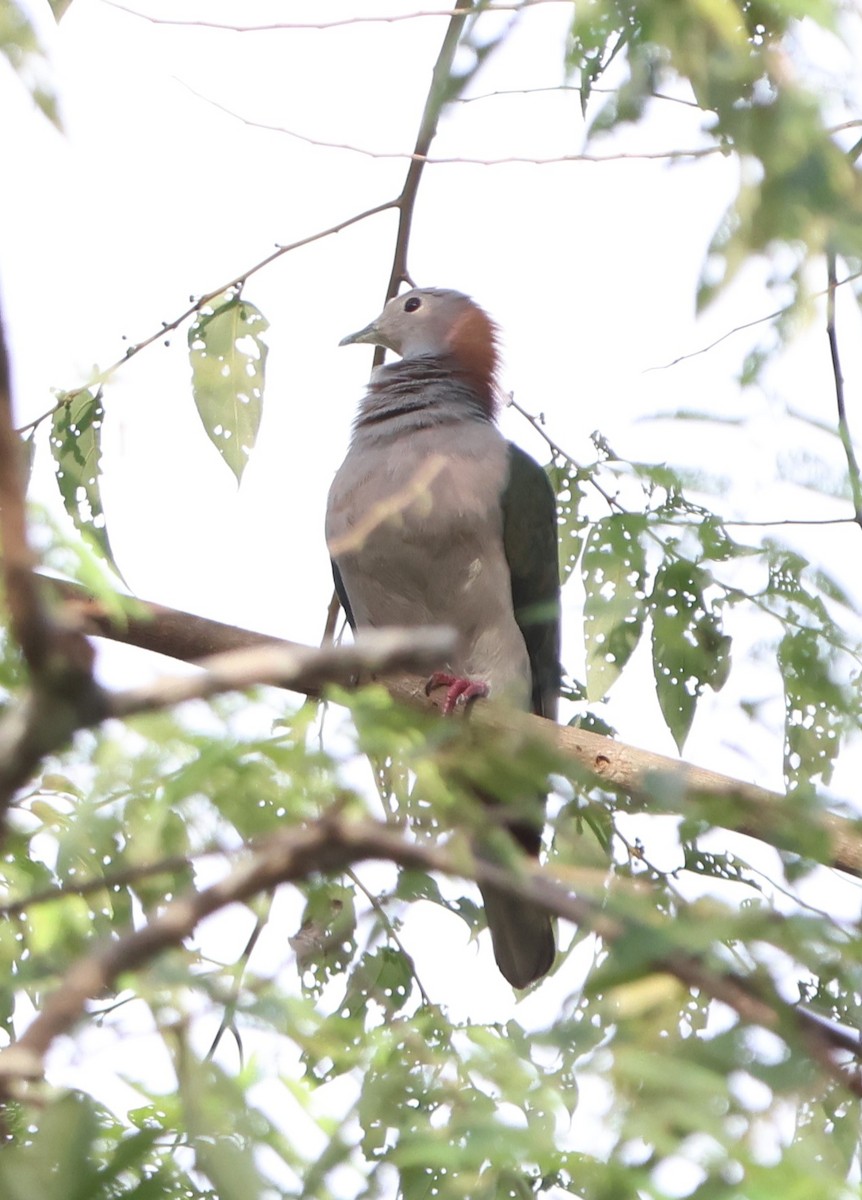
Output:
top-left (326, 287), bottom-right (560, 988)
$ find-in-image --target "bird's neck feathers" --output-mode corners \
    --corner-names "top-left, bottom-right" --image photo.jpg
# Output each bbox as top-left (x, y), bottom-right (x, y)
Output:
top-left (445, 303), bottom-right (500, 415)
top-left (351, 360), bottom-right (490, 443)
top-left (351, 303), bottom-right (501, 443)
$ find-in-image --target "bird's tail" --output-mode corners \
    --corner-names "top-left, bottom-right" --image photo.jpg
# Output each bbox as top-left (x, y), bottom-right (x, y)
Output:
top-left (478, 878), bottom-right (555, 989)
top-left (472, 795), bottom-right (555, 988)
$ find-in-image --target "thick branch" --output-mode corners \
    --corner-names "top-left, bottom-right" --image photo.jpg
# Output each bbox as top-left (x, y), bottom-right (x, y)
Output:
top-left (0, 611), bottom-right (454, 821)
top-left (0, 301), bottom-right (102, 818)
top-left (107, 627), bottom-right (456, 718)
top-left (45, 578), bottom-right (862, 879)
top-left (0, 815), bottom-right (857, 1097)
top-left (0, 296), bottom-right (53, 670)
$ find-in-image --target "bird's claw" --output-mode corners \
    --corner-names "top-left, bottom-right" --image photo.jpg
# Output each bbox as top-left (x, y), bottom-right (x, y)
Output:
top-left (425, 672), bottom-right (489, 715)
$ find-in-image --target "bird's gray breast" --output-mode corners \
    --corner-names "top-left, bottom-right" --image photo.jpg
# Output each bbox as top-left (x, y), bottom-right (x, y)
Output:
top-left (326, 421), bottom-right (531, 705)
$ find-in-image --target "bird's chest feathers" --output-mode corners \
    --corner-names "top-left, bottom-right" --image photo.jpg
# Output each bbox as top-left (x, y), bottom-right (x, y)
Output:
top-left (327, 428), bottom-right (510, 615)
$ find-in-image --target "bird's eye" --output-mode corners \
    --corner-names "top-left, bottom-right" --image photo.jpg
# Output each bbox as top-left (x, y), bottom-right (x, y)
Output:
top-left (404, 296), bottom-right (422, 313)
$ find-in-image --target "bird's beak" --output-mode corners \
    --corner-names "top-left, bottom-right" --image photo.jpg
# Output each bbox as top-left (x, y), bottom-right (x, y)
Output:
top-left (339, 320), bottom-right (380, 347)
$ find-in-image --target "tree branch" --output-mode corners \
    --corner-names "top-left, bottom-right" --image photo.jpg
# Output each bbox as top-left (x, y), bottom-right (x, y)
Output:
top-left (0, 606), bottom-right (455, 831)
top-left (647, 268), bottom-right (862, 373)
top-left (44, 577), bottom-right (862, 880)
top-left (0, 850), bottom-right (210, 919)
top-left (0, 297), bottom-right (56, 670)
top-left (378, 0), bottom-right (477, 328)
top-left (16, 198), bottom-right (399, 437)
top-left (176, 84), bottom-right (718, 166)
top-left (0, 815), bottom-right (858, 1097)
top-left (101, 1), bottom-right (569, 32)
top-left (106, 627), bottom-right (457, 719)
top-left (0, 298), bottom-right (104, 821)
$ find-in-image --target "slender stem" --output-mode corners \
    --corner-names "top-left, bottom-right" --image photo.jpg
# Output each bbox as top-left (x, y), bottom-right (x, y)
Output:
top-left (16, 199), bottom-right (398, 436)
top-left (827, 249), bottom-right (862, 531)
top-left (376, 0), bottom-right (478, 368)
top-left (347, 867), bottom-right (434, 1008)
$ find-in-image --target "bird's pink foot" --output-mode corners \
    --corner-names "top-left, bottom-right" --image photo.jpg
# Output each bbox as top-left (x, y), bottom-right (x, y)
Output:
top-left (425, 672), bottom-right (489, 715)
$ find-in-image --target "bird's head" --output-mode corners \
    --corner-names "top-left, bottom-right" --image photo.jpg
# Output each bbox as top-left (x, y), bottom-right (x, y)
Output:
top-left (340, 287), bottom-right (500, 400)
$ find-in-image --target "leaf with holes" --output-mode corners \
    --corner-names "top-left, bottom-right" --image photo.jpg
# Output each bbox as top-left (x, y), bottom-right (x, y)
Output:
top-left (188, 291), bottom-right (269, 484)
top-left (50, 388), bottom-right (118, 571)
top-left (778, 628), bottom-right (848, 792)
top-left (582, 513), bottom-right (647, 700)
top-left (545, 456), bottom-right (588, 583)
top-left (649, 558), bottom-right (731, 751)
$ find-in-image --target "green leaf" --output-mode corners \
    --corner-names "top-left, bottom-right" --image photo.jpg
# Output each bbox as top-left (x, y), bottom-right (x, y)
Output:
top-left (188, 291), bottom-right (269, 484)
top-left (47, 0), bottom-right (75, 19)
top-left (582, 513), bottom-right (647, 700)
top-left (649, 558), bottom-right (731, 751)
top-left (174, 1043), bottom-right (269, 1200)
top-left (49, 388), bottom-right (120, 574)
top-left (0, 1), bottom-right (60, 127)
top-left (778, 627), bottom-right (848, 790)
top-left (545, 456), bottom-right (589, 583)
top-left (0, 1092), bottom-right (101, 1200)
top-left (19, 429), bottom-right (35, 485)
top-left (291, 881), bottom-right (357, 994)
top-left (340, 946), bottom-right (414, 1020)
top-left (92, 1128), bottom-right (161, 1189)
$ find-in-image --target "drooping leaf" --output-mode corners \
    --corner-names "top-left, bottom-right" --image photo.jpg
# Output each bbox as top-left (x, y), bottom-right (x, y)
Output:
top-left (173, 1039), bottom-right (271, 1200)
top-left (47, 0), bottom-right (75, 19)
top-left (49, 388), bottom-right (119, 573)
top-left (290, 881), bottom-right (357, 995)
top-left (340, 946), bottom-right (414, 1020)
top-left (778, 627), bottom-right (849, 791)
top-left (188, 290), bottom-right (269, 484)
top-left (545, 456), bottom-right (589, 582)
top-left (19, 429), bottom-right (35, 485)
top-left (649, 557), bottom-right (731, 751)
top-left (0, 1), bottom-right (60, 126)
top-left (565, 0), bottom-right (640, 113)
top-left (582, 513), bottom-right (647, 700)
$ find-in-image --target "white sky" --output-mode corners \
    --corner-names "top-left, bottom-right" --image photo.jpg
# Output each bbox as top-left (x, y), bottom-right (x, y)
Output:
top-left (4, 0), bottom-right (862, 1185)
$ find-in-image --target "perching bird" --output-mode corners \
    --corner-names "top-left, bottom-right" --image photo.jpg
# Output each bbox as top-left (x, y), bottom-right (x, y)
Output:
top-left (326, 287), bottom-right (560, 987)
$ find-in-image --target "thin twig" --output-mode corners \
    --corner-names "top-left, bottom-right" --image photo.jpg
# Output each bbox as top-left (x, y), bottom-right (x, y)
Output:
top-left (513, 393), bottom-right (858, 530)
top-left (506, 393), bottom-right (623, 513)
top-left (723, 516), bottom-right (859, 528)
top-left (347, 867), bottom-right (434, 1007)
top-left (177, 83), bottom-right (718, 166)
top-left (15, 199), bottom-right (399, 437)
top-left (321, 589), bottom-right (344, 647)
top-left (205, 904), bottom-right (269, 1063)
top-left (101, 0), bottom-right (570, 32)
top-left (0, 850), bottom-right (213, 918)
top-left (457, 84), bottom-right (704, 110)
top-left (647, 269), bottom-right (862, 373)
top-left (826, 249), bottom-right (862, 531)
top-left (378, 0), bottom-right (478, 342)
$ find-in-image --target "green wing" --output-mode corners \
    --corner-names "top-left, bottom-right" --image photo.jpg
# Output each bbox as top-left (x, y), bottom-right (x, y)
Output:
top-left (501, 442), bottom-right (561, 720)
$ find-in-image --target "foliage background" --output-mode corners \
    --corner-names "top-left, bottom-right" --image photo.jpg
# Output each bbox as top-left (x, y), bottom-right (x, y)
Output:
top-left (2, 0), bottom-right (862, 1197)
